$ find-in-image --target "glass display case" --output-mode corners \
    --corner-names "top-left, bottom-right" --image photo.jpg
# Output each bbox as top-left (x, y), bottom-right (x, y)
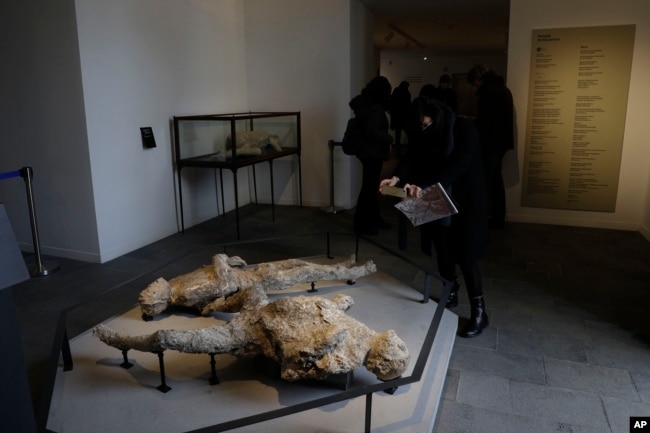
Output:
top-left (173, 112), bottom-right (302, 238)
top-left (173, 112), bottom-right (301, 167)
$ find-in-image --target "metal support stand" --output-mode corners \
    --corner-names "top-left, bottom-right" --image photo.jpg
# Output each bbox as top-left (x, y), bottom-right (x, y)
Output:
top-left (321, 140), bottom-right (344, 214)
top-left (422, 273), bottom-right (433, 304)
top-left (209, 353), bottom-right (220, 385)
top-left (269, 159), bottom-right (276, 222)
top-left (355, 234), bottom-right (360, 261)
top-left (232, 168), bottom-right (241, 240)
top-left (156, 352), bottom-right (171, 393)
top-left (326, 232), bottom-right (333, 259)
top-left (219, 169), bottom-right (226, 218)
top-left (252, 165), bottom-right (258, 204)
top-left (383, 376), bottom-right (400, 394)
top-left (19, 167), bottom-right (59, 277)
top-left (364, 392), bottom-right (373, 433)
top-left (120, 350), bottom-right (133, 369)
top-left (325, 371), bottom-right (353, 391)
top-left (213, 169), bottom-right (222, 217)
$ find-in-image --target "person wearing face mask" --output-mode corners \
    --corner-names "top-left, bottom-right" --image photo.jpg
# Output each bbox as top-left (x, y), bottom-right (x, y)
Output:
top-left (379, 96), bottom-right (489, 338)
top-left (436, 74), bottom-right (458, 114)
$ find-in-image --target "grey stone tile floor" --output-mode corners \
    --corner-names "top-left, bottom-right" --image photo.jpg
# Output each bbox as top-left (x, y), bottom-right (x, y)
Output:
top-left (10, 196), bottom-right (650, 433)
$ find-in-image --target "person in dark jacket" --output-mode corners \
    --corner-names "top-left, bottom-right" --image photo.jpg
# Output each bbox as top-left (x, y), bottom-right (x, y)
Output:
top-left (350, 75), bottom-right (394, 235)
top-left (379, 96), bottom-right (490, 338)
top-left (467, 65), bottom-right (515, 229)
top-left (389, 80), bottom-right (411, 153)
top-left (437, 74), bottom-right (458, 113)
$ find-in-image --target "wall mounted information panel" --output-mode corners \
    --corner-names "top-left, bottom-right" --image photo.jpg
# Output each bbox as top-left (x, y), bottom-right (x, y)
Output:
top-left (521, 25), bottom-right (635, 211)
top-left (173, 112), bottom-right (302, 239)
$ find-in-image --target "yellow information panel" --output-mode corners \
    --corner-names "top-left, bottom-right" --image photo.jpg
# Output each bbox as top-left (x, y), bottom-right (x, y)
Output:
top-left (521, 25), bottom-right (635, 211)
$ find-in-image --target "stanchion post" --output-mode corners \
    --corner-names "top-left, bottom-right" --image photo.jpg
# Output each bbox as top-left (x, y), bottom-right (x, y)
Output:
top-left (19, 167), bottom-right (60, 277)
top-left (321, 140), bottom-right (344, 214)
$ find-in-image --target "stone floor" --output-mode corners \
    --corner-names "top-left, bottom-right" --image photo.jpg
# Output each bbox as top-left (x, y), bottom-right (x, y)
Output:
top-left (11, 193), bottom-right (650, 432)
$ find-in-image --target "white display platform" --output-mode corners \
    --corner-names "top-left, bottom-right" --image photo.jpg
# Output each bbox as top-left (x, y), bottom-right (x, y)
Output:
top-left (47, 266), bottom-right (457, 433)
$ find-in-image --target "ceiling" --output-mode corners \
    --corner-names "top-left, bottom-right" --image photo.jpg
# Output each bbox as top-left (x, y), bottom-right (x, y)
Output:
top-left (361, 0), bottom-right (511, 57)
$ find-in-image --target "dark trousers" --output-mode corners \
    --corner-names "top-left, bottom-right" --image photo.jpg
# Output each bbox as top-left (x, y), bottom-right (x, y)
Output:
top-left (484, 150), bottom-right (507, 223)
top-left (353, 158), bottom-right (384, 229)
top-left (426, 222), bottom-right (484, 298)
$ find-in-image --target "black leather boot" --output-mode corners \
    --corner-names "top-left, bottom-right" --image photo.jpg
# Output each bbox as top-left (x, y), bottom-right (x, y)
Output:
top-left (445, 279), bottom-right (460, 308)
top-left (460, 296), bottom-right (489, 338)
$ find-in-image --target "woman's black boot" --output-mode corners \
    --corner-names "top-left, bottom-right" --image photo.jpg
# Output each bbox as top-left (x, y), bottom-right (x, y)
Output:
top-left (445, 280), bottom-right (460, 308)
top-left (460, 296), bottom-right (489, 338)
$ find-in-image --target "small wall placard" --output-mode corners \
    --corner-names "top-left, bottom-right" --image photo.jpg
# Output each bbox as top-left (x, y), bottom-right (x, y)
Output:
top-left (140, 127), bottom-right (156, 149)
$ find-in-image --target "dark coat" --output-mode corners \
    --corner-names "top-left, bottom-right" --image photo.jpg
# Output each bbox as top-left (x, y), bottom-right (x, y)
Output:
top-left (475, 72), bottom-right (515, 155)
top-left (349, 94), bottom-right (393, 160)
top-left (389, 84), bottom-right (411, 129)
top-left (395, 109), bottom-right (488, 262)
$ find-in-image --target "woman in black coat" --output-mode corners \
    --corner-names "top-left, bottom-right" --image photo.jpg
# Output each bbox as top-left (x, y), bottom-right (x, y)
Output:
top-left (380, 96), bottom-right (490, 337)
top-left (350, 76), bottom-right (394, 235)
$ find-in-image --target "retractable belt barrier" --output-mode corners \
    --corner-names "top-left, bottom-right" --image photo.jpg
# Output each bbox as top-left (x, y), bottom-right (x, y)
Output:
top-left (0, 169), bottom-right (21, 180)
top-left (0, 166), bottom-right (60, 277)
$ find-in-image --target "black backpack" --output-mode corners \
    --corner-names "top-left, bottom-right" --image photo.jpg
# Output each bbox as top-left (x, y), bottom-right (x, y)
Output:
top-left (341, 117), bottom-right (364, 156)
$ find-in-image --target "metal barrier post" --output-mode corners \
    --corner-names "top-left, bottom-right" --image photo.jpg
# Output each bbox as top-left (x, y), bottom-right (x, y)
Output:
top-left (19, 167), bottom-right (60, 277)
top-left (321, 140), bottom-right (344, 214)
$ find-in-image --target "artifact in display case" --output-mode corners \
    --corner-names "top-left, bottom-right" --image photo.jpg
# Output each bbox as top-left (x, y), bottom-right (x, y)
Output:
top-left (173, 112), bottom-right (301, 165)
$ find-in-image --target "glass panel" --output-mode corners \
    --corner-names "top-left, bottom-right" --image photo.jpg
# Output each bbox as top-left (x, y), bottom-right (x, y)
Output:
top-left (175, 113), bottom-right (300, 161)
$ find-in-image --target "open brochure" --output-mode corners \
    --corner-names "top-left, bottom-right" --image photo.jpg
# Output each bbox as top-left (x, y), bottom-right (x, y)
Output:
top-left (394, 182), bottom-right (458, 226)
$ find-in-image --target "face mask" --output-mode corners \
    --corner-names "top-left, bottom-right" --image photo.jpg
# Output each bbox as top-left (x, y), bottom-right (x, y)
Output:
top-left (420, 115), bottom-right (432, 129)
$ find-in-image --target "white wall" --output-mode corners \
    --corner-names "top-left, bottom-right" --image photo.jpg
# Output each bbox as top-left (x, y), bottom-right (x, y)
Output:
top-left (507, 0), bottom-right (650, 235)
top-left (1, 0), bottom-right (251, 263)
top-left (0, 0), bottom-right (100, 261)
top-left (344, 0), bottom-right (377, 208)
top-left (74, 0), bottom-right (249, 262)
top-left (242, 0), bottom-right (374, 210)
